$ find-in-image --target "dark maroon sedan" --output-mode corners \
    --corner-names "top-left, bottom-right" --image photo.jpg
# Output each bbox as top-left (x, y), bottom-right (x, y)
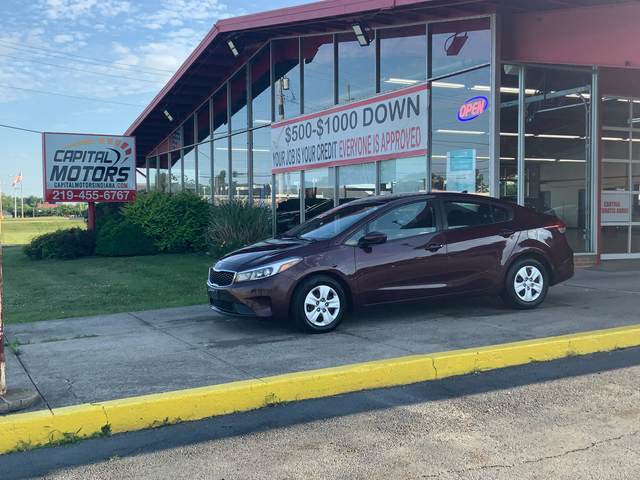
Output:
top-left (207, 192), bottom-right (574, 333)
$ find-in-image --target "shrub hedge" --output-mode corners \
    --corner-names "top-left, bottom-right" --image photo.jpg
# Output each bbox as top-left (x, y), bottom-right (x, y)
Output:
top-left (122, 191), bottom-right (210, 253)
top-left (94, 216), bottom-right (158, 257)
top-left (23, 228), bottom-right (97, 260)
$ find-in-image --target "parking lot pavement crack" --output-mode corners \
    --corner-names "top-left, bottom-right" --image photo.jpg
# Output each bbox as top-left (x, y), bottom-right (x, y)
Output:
top-left (561, 283), bottom-right (640, 296)
top-left (420, 430), bottom-right (640, 478)
top-left (127, 313), bottom-right (266, 384)
top-left (5, 338), bottom-right (52, 413)
top-left (431, 358), bottom-right (438, 379)
top-left (64, 378), bottom-right (81, 402)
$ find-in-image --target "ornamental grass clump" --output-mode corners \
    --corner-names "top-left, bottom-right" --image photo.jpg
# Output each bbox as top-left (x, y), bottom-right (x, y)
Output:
top-left (207, 200), bottom-right (272, 256)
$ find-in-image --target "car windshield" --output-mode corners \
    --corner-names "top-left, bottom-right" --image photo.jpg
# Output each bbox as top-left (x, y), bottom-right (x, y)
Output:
top-left (284, 203), bottom-right (383, 241)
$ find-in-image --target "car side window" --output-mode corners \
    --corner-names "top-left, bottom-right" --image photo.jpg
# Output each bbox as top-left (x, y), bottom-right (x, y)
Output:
top-left (491, 204), bottom-right (511, 223)
top-left (345, 227), bottom-right (366, 246)
top-left (368, 201), bottom-right (436, 241)
top-left (444, 201), bottom-right (494, 228)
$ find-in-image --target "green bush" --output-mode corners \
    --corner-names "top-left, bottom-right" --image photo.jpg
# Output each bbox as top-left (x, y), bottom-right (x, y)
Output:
top-left (94, 216), bottom-right (159, 257)
top-left (121, 191), bottom-right (210, 253)
top-left (207, 200), bottom-right (272, 255)
top-left (23, 228), bottom-right (97, 260)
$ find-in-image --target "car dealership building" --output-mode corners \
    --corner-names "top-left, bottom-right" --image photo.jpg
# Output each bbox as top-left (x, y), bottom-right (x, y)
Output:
top-left (125, 0), bottom-right (640, 264)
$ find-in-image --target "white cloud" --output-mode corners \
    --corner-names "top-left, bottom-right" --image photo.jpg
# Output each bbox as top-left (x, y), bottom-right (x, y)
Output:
top-left (38, 0), bottom-right (132, 21)
top-left (53, 34), bottom-right (74, 43)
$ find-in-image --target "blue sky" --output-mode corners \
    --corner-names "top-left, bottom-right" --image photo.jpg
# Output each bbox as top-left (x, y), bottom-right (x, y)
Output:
top-left (0, 0), bottom-right (312, 197)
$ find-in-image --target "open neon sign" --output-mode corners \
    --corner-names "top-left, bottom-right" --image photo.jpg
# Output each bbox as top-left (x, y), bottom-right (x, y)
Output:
top-left (458, 96), bottom-right (488, 121)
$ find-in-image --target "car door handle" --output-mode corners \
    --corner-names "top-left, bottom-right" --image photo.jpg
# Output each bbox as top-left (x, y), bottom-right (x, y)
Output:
top-left (426, 243), bottom-right (443, 252)
top-left (499, 229), bottom-right (515, 238)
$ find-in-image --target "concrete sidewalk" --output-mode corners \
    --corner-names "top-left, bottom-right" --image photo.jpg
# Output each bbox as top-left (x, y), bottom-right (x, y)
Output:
top-left (3, 263), bottom-right (640, 415)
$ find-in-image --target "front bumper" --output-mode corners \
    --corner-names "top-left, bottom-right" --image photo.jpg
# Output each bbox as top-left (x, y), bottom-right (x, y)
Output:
top-left (207, 273), bottom-right (296, 319)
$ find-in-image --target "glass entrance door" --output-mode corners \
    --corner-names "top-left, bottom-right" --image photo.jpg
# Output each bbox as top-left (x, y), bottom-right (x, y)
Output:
top-left (600, 97), bottom-right (640, 257)
top-left (500, 65), bottom-right (594, 254)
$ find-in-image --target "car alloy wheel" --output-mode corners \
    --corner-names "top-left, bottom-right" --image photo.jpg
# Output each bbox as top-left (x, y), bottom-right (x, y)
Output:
top-left (292, 275), bottom-right (346, 333)
top-left (513, 265), bottom-right (544, 303)
top-left (501, 258), bottom-right (549, 310)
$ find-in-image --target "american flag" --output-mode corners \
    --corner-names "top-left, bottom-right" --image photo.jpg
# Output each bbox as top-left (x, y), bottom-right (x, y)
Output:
top-left (12, 171), bottom-right (22, 187)
top-left (171, 130), bottom-right (181, 150)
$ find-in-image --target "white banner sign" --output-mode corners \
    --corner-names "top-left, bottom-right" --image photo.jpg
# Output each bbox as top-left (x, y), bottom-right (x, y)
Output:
top-left (601, 192), bottom-right (631, 223)
top-left (271, 84), bottom-right (428, 173)
top-left (43, 133), bottom-right (137, 203)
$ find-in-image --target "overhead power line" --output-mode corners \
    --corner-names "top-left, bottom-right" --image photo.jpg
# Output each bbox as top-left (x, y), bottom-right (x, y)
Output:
top-left (0, 39), bottom-right (176, 76)
top-left (0, 83), bottom-right (148, 107)
top-left (0, 123), bottom-right (42, 134)
top-left (0, 52), bottom-right (167, 85)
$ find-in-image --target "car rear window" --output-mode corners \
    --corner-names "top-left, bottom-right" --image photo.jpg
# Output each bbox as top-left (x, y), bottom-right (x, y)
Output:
top-left (444, 201), bottom-right (511, 227)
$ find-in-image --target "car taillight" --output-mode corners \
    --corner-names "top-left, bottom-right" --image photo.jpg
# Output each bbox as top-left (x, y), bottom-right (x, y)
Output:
top-left (544, 219), bottom-right (566, 234)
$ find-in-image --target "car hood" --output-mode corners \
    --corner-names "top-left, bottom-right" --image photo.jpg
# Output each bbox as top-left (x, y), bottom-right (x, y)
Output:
top-left (214, 237), bottom-right (318, 271)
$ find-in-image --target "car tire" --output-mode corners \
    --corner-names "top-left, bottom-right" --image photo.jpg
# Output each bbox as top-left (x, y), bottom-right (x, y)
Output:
top-left (501, 258), bottom-right (549, 310)
top-left (292, 275), bottom-right (347, 333)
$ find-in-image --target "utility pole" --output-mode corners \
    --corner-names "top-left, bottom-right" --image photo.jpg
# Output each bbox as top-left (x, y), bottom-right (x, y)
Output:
top-left (0, 229), bottom-right (5, 395)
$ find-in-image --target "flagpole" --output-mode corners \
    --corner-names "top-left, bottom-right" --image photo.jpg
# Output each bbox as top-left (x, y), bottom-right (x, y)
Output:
top-left (13, 188), bottom-right (17, 219)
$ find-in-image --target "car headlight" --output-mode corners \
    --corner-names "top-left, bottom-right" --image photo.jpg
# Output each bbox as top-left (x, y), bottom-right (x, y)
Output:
top-left (235, 257), bottom-right (302, 283)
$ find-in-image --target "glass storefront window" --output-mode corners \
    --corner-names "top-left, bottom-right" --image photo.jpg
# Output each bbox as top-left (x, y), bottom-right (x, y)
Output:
top-left (251, 47), bottom-right (271, 127)
top-left (632, 130), bottom-right (640, 160)
top-left (197, 103), bottom-right (210, 143)
top-left (303, 35), bottom-right (334, 113)
top-left (632, 226), bottom-right (640, 253)
top-left (231, 132), bottom-right (248, 199)
top-left (158, 154), bottom-right (170, 193)
top-left (339, 163), bottom-right (375, 201)
top-left (147, 157), bottom-right (158, 191)
top-left (379, 157), bottom-right (426, 194)
top-left (198, 143), bottom-right (212, 199)
top-left (430, 18), bottom-right (490, 78)
top-left (183, 114), bottom-right (195, 147)
top-left (212, 86), bottom-right (228, 138)
top-left (499, 64), bottom-right (520, 202)
top-left (601, 226), bottom-right (629, 254)
top-left (304, 167), bottom-right (334, 221)
top-left (602, 129), bottom-right (630, 159)
top-left (431, 66), bottom-right (491, 194)
top-left (602, 98), bottom-right (631, 128)
top-left (275, 171), bottom-right (301, 234)
top-left (602, 162), bottom-right (629, 191)
top-left (183, 148), bottom-right (196, 193)
top-left (213, 138), bottom-right (228, 200)
top-left (170, 150), bottom-right (181, 193)
top-left (338, 32), bottom-right (375, 103)
top-left (273, 38), bottom-right (300, 121)
top-left (379, 25), bottom-right (426, 93)
top-left (230, 67), bottom-right (248, 133)
top-left (252, 126), bottom-right (272, 205)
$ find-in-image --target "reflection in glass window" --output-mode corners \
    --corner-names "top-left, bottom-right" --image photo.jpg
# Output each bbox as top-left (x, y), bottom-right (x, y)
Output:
top-left (304, 167), bottom-right (334, 222)
top-left (231, 132), bottom-right (248, 199)
top-left (197, 103), bottom-right (210, 143)
top-left (183, 148), bottom-right (196, 193)
top-left (602, 130), bottom-right (630, 159)
top-left (198, 143), bottom-right (212, 200)
top-left (303, 35), bottom-right (334, 113)
top-left (252, 126), bottom-right (272, 205)
top-left (251, 47), bottom-right (271, 127)
top-left (212, 86), bottom-right (228, 138)
top-left (158, 154), bottom-right (170, 193)
top-left (275, 171), bottom-right (301, 233)
top-left (339, 163), bottom-right (375, 201)
top-left (431, 18), bottom-right (490, 78)
top-left (379, 156), bottom-right (426, 194)
top-left (213, 138), bottom-right (228, 200)
top-left (147, 157), bottom-right (158, 191)
top-left (370, 201), bottom-right (435, 241)
top-left (170, 150), bottom-right (182, 193)
top-left (431, 67), bottom-right (491, 194)
top-left (379, 26), bottom-right (426, 93)
top-left (230, 67), bottom-right (247, 133)
top-left (338, 32), bottom-right (375, 103)
top-left (273, 38), bottom-right (300, 120)
top-left (602, 162), bottom-right (629, 191)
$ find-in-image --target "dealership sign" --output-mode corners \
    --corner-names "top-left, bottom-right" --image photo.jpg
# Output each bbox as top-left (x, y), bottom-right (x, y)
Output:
top-left (271, 84), bottom-right (428, 173)
top-left (43, 133), bottom-right (136, 203)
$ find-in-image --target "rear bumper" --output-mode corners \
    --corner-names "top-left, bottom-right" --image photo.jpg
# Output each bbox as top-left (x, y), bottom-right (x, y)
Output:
top-left (552, 255), bottom-right (574, 285)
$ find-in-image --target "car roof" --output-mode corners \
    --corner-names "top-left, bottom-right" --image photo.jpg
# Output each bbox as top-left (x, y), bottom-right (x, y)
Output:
top-left (347, 191), bottom-right (511, 206)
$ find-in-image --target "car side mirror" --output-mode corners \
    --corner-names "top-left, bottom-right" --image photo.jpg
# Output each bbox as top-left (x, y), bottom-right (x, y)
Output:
top-left (358, 231), bottom-right (387, 247)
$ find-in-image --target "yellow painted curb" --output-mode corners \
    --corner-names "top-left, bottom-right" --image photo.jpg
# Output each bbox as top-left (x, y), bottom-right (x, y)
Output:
top-left (1, 323), bottom-right (639, 454)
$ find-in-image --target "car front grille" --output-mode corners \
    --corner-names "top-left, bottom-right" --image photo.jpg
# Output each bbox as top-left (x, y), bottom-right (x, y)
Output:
top-left (209, 268), bottom-right (235, 287)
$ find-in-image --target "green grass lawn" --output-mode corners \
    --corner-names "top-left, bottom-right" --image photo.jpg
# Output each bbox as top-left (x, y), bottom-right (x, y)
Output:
top-left (2, 246), bottom-right (213, 324)
top-left (1, 217), bottom-right (86, 245)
